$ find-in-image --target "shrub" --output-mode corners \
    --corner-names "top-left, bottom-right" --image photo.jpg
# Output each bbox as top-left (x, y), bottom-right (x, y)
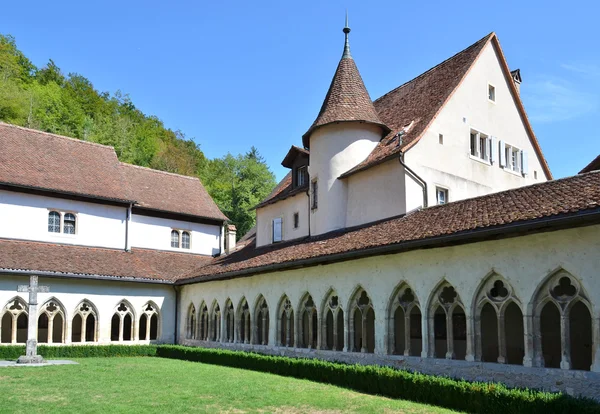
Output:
top-left (0, 344), bottom-right (157, 359)
top-left (156, 345), bottom-right (599, 414)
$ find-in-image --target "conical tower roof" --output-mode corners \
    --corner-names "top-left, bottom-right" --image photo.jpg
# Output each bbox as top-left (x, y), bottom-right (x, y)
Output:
top-left (302, 20), bottom-right (389, 148)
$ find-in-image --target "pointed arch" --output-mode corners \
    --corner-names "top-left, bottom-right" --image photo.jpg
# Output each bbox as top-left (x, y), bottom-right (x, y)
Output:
top-left (321, 288), bottom-right (344, 351)
top-left (198, 300), bottom-right (209, 341)
top-left (387, 281), bottom-right (421, 356)
top-left (297, 292), bottom-right (318, 349)
top-left (236, 297), bottom-right (251, 344)
top-left (111, 299), bottom-right (135, 342)
top-left (253, 295), bottom-right (269, 345)
top-left (427, 280), bottom-right (466, 360)
top-left (223, 298), bottom-right (235, 343)
top-left (1, 296), bottom-right (28, 344)
top-left (472, 272), bottom-right (523, 364)
top-left (139, 301), bottom-right (160, 341)
top-left (72, 299), bottom-right (99, 343)
top-left (209, 299), bottom-right (221, 342)
top-left (38, 297), bottom-right (67, 344)
top-left (276, 294), bottom-right (294, 347)
top-left (347, 285), bottom-right (375, 353)
top-left (531, 268), bottom-right (594, 371)
top-left (186, 303), bottom-right (197, 340)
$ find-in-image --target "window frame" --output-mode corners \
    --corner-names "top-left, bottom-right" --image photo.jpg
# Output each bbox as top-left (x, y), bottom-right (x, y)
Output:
top-left (170, 230), bottom-right (180, 248)
top-left (502, 142), bottom-right (523, 175)
top-left (272, 217), bottom-right (283, 243)
top-left (436, 186), bottom-right (449, 205)
top-left (171, 229), bottom-right (192, 249)
top-left (469, 129), bottom-right (491, 164)
top-left (488, 83), bottom-right (496, 103)
top-left (48, 211), bottom-right (61, 233)
top-left (293, 212), bottom-right (299, 229)
top-left (438, 133), bottom-right (444, 145)
top-left (181, 231), bottom-right (191, 249)
top-left (47, 210), bottom-right (77, 235)
top-left (296, 165), bottom-right (307, 188)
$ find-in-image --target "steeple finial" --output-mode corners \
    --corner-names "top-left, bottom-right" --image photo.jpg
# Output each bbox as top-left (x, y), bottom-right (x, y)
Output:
top-left (342, 11), bottom-right (352, 59)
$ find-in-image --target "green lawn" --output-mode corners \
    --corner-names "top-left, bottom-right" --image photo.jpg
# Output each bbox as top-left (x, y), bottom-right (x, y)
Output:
top-left (0, 357), bottom-right (459, 413)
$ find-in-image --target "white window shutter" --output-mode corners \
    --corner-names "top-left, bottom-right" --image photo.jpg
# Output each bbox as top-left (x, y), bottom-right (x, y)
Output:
top-left (490, 136), bottom-right (497, 164)
top-left (273, 218), bottom-right (282, 242)
top-left (521, 150), bottom-right (528, 175)
top-left (499, 140), bottom-right (506, 167)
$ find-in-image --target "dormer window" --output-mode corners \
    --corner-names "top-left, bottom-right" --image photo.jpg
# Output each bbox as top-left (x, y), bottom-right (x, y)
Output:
top-left (296, 166), bottom-right (307, 187)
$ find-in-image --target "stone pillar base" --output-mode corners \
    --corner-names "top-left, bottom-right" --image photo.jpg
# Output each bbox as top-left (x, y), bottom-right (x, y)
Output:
top-left (16, 355), bottom-right (46, 364)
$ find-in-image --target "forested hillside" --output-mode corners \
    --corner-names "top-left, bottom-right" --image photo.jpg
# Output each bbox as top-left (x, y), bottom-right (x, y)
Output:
top-left (0, 34), bottom-right (276, 238)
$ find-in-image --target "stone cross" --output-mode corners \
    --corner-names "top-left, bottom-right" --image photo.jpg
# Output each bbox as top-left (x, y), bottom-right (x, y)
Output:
top-left (16, 275), bottom-right (49, 364)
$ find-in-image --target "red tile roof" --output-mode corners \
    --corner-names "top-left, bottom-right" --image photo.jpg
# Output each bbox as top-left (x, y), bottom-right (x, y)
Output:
top-left (0, 123), bottom-right (227, 221)
top-left (0, 239), bottom-right (213, 282)
top-left (302, 35), bottom-right (389, 148)
top-left (340, 33), bottom-right (552, 180)
top-left (580, 155), bottom-right (600, 174)
top-left (0, 123), bottom-right (129, 202)
top-left (254, 172), bottom-right (308, 209)
top-left (120, 163), bottom-right (227, 221)
top-left (180, 171), bottom-right (600, 283)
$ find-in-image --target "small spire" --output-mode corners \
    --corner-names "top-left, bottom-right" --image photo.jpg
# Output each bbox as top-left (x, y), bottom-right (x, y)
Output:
top-left (342, 11), bottom-right (352, 59)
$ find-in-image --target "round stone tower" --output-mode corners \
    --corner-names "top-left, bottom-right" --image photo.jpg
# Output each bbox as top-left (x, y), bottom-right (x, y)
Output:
top-left (303, 19), bottom-right (390, 236)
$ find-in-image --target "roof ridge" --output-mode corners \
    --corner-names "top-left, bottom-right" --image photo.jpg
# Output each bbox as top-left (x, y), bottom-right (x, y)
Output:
top-left (120, 162), bottom-right (200, 181)
top-left (374, 32), bottom-right (495, 103)
top-left (0, 122), bottom-right (116, 151)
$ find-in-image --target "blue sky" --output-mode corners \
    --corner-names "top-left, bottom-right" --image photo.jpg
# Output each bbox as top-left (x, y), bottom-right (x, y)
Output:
top-left (1, 0), bottom-right (598, 181)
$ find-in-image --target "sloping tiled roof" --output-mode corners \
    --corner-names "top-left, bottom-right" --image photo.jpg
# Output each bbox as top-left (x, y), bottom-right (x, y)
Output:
top-left (0, 239), bottom-right (213, 282)
top-left (302, 30), bottom-right (389, 148)
top-left (120, 163), bottom-right (227, 221)
top-left (254, 172), bottom-right (308, 209)
top-left (580, 155), bottom-right (600, 174)
top-left (340, 33), bottom-right (552, 180)
top-left (0, 123), bottom-right (130, 202)
top-left (180, 171), bottom-right (600, 283)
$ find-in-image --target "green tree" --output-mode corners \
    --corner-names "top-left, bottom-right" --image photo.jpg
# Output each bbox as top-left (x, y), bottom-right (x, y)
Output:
top-left (203, 147), bottom-right (276, 238)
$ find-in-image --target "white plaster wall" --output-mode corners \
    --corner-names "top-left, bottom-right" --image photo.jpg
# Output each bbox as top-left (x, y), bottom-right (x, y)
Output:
top-left (130, 214), bottom-right (221, 256)
top-left (179, 225), bottom-right (600, 361)
top-left (345, 160), bottom-right (407, 227)
top-left (255, 193), bottom-right (309, 247)
top-left (406, 41), bottom-right (548, 206)
top-left (0, 190), bottom-right (127, 249)
top-left (309, 123), bottom-right (384, 235)
top-left (0, 275), bottom-right (176, 344)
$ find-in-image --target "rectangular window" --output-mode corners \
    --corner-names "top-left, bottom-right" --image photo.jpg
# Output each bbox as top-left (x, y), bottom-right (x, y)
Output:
top-left (504, 143), bottom-right (522, 173)
top-left (436, 187), bottom-right (448, 205)
top-left (293, 212), bottom-right (299, 229)
top-left (488, 84), bottom-right (496, 102)
top-left (296, 166), bottom-right (307, 187)
top-left (311, 180), bottom-right (318, 209)
top-left (272, 217), bottom-right (283, 243)
top-left (470, 129), bottom-right (490, 162)
top-left (439, 133), bottom-right (444, 145)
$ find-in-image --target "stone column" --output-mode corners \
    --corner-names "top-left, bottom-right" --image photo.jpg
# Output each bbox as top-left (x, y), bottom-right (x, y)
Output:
top-left (245, 314), bottom-right (250, 344)
top-left (81, 315), bottom-right (87, 343)
top-left (531, 314), bottom-right (542, 367)
top-left (497, 313), bottom-right (506, 364)
top-left (146, 315), bottom-right (151, 341)
top-left (47, 315), bottom-right (54, 344)
top-left (425, 312), bottom-right (433, 358)
top-left (332, 311), bottom-right (338, 351)
top-left (560, 313), bottom-right (571, 370)
top-left (445, 309), bottom-right (454, 359)
top-left (465, 314), bottom-right (474, 362)
top-left (307, 309), bottom-right (314, 349)
top-left (591, 316), bottom-right (600, 372)
top-left (119, 315), bottom-right (124, 342)
top-left (11, 314), bottom-right (17, 344)
top-left (286, 313), bottom-right (291, 347)
top-left (261, 312), bottom-right (267, 345)
top-left (404, 312), bottom-right (411, 356)
top-left (474, 314), bottom-right (482, 362)
top-left (346, 311), bottom-right (353, 353)
top-left (360, 310), bottom-right (367, 353)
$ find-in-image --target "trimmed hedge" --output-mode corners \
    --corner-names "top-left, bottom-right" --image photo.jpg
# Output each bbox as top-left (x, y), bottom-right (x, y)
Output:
top-left (0, 345), bottom-right (157, 359)
top-left (156, 345), bottom-right (600, 414)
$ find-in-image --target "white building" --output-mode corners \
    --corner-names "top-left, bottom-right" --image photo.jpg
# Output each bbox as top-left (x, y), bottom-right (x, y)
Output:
top-left (1, 28), bottom-right (599, 398)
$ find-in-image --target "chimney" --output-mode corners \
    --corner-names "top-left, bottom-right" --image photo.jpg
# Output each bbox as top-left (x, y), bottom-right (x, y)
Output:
top-left (510, 69), bottom-right (522, 95)
top-left (225, 224), bottom-right (237, 255)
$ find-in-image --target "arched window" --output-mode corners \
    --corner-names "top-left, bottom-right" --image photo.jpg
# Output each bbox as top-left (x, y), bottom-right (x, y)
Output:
top-left (428, 282), bottom-right (466, 360)
top-left (71, 300), bottom-right (98, 343)
top-left (182, 231), bottom-right (191, 249)
top-left (37, 299), bottom-right (65, 344)
top-left (171, 230), bottom-right (180, 248)
top-left (186, 304), bottom-right (196, 339)
top-left (277, 295), bottom-right (294, 347)
top-left (533, 270), bottom-right (593, 371)
top-left (348, 287), bottom-right (375, 353)
top-left (63, 213), bottom-right (76, 234)
top-left (298, 294), bottom-right (317, 349)
top-left (198, 302), bottom-right (208, 341)
top-left (224, 299), bottom-right (235, 343)
top-left (237, 298), bottom-right (251, 344)
top-left (209, 302), bottom-right (221, 342)
top-left (388, 283), bottom-right (421, 356)
top-left (48, 211), bottom-right (60, 233)
top-left (322, 291), bottom-right (344, 351)
top-left (254, 296), bottom-right (269, 345)
top-left (139, 302), bottom-right (159, 341)
top-left (473, 274), bottom-right (524, 365)
top-left (1, 297), bottom-right (28, 344)
top-left (111, 301), bottom-right (134, 342)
